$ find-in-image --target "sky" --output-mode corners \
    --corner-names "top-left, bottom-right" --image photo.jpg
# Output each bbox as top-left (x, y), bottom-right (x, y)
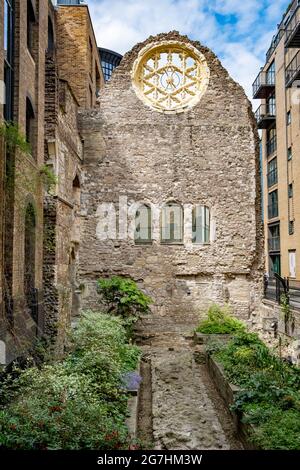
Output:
top-left (88, 0), bottom-right (289, 104)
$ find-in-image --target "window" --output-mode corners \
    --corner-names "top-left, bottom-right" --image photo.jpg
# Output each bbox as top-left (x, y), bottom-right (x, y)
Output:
top-left (266, 61), bottom-right (275, 85)
top-left (289, 250), bottom-right (296, 278)
top-left (192, 205), bottom-right (210, 244)
top-left (135, 205), bottom-right (152, 244)
top-left (287, 110), bottom-right (291, 125)
top-left (26, 97), bottom-right (35, 149)
top-left (267, 158), bottom-right (277, 187)
top-left (4, 0), bottom-right (14, 121)
top-left (24, 203), bottom-right (37, 321)
top-left (289, 220), bottom-right (294, 235)
top-left (268, 190), bottom-right (278, 219)
top-left (268, 223), bottom-right (280, 251)
top-left (288, 183), bottom-right (293, 198)
top-left (47, 17), bottom-right (54, 53)
top-left (266, 92), bottom-right (276, 116)
top-left (288, 147), bottom-right (292, 160)
top-left (161, 203), bottom-right (183, 243)
top-left (269, 254), bottom-right (281, 277)
top-left (266, 127), bottom-right (276, 156)
top-left (27, 0), bottom-right (36, 56)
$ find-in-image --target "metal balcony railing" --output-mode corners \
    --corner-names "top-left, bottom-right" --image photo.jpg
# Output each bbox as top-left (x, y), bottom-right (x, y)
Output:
top-left (266, 135), bottom-right (277, 157)
top-left (268, 203), bottom-right (279, 219)
top-left (286, 50), bottom-right (300, 87)
top-left (267, 168), bottom-right (278, 187)
top-left (268, 236), bottom-right (280, 252)
top-left (252, 70), bottom-right (275, 99)
top-left (266, 29), bottom-right (284, 62)
top-left (285, 4), bottom-right (300, 47)
top-left (255, 103), bottom-right (276, 129)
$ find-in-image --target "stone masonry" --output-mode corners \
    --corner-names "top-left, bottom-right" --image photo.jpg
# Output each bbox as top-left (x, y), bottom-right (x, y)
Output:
top-left (78, 32), bottom-right (264, 327)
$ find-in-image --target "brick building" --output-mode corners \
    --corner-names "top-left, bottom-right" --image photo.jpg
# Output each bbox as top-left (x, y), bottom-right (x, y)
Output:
top-left (78, 32), bottom-right (264, 329)
top-left (0, 0), bottom-right (104, 362)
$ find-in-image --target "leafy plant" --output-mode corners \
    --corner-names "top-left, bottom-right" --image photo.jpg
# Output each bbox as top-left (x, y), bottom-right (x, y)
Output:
top-left (0, 312), bottom-right (141, 450)
top-left (280, 293), bottom-right (295, 334)
top-left (0, 121), bottom-right (31, 154)
top-left (196, 304), bottom-right (246, 334)
top-left (97, 277), bottom-right (152, 335)
top-left (213, 331), bottom-right (300, 449)
top-left (39, 165), bottom-right (58, 192)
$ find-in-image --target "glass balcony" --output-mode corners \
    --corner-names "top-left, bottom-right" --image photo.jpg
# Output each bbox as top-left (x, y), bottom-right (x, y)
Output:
top-left (266, 135), bottom-right (277, 157)
top-left (253, 70), bottom-right (275, 99)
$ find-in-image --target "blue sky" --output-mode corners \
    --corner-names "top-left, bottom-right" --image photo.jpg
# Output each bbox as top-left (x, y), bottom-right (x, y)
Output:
top-left (88, 0), bottom-right (289, 103)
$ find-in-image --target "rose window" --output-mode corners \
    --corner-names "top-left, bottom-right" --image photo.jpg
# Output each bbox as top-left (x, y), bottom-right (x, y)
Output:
top-left (131, 41), bottom-right (210, 113)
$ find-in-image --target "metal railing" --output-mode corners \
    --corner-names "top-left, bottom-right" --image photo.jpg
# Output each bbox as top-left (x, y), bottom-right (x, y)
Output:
top-left (267, 168), bottom-right (278, 187)
top-left (285, 4), bottom-right (300, 44)
top-left (266, 136), bottom-right (277, 157)
top-left (268, 236), bottom-right (280, 251)
top-left (266, 29), bottom-right (284, 62)
top-left (252, 70), bottom-right (275, 97)
top-left (268, 202), bottom-right (279, 219)
top-left (286, 50), bottom-right (300, 86)
top-left (264, 273), bottom-right (300, 311)
top-left (255, 103), bottom-right (276, 123)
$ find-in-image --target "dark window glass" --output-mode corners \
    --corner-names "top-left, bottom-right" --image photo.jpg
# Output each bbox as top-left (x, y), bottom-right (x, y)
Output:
top-left (267, 158), bottom-right (277, 187)
top-left (27, 0), bottom-right (35, 56)
top-left (48, 17), bottom-right (54, 52)
top-left (268, 190), bottom-right (278, 219)
top-left (288, 183), bottom-right (293, 198)
top-left (4, 0), bottom-right (14, 121)
top-left (26, 97), bottom-right (35, 148)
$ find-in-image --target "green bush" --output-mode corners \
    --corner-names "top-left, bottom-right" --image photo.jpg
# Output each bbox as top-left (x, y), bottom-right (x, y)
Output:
top-left (0, 312), bottom-right (141, 450)
top-left (213, 331), bottom-right (300, 449)
top-left (97, 277), bottom-right (152, 335)
top-left (196, 304), bottom-right (246, 334)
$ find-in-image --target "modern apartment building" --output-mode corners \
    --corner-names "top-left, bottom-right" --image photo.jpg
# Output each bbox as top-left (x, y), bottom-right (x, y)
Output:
top-left (253, 0), bottom-right (300, 280)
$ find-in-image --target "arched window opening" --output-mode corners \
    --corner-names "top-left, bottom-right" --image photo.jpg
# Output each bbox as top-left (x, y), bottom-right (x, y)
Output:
top-left (161, 203), bottom-right (183, 244)
top-left (26, 97), bottom-right (35, 148)
top-left (72, 174), bottom-right (81, 209)
top-left (47, 17), bottom-right (55, 53)
top-left (192, 205), bottom-right (210, 244)
top-left (27, 0), bottom-right (36, 56)
top-left (135, 204), bottom-right (152, 244)
top-left (24, 203), bottom-right (36, 321)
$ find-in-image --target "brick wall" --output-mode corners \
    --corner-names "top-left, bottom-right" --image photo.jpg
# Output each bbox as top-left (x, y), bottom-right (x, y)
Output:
top-left (56, 5), bottom-right (104, 108)
top-left (78, 32), bottom-right (264, 326)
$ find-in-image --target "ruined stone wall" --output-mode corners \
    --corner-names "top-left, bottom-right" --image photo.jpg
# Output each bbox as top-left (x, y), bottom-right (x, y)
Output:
top-left (78, 32), bottom-right (264, 326)
top-left (43, 76), bottom-right (83, 352)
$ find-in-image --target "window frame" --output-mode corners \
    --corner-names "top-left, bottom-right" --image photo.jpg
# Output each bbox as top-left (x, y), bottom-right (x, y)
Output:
top-left (160, 203), bottom-right (184, 244)
top-left (192, 205), bottom-right (210, 244)
top-left (134, 204), bottom-right (152, 245)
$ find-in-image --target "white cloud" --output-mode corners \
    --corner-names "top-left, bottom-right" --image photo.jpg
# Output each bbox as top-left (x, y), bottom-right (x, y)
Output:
top-left (88, 0), bottom-right (286, 102)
